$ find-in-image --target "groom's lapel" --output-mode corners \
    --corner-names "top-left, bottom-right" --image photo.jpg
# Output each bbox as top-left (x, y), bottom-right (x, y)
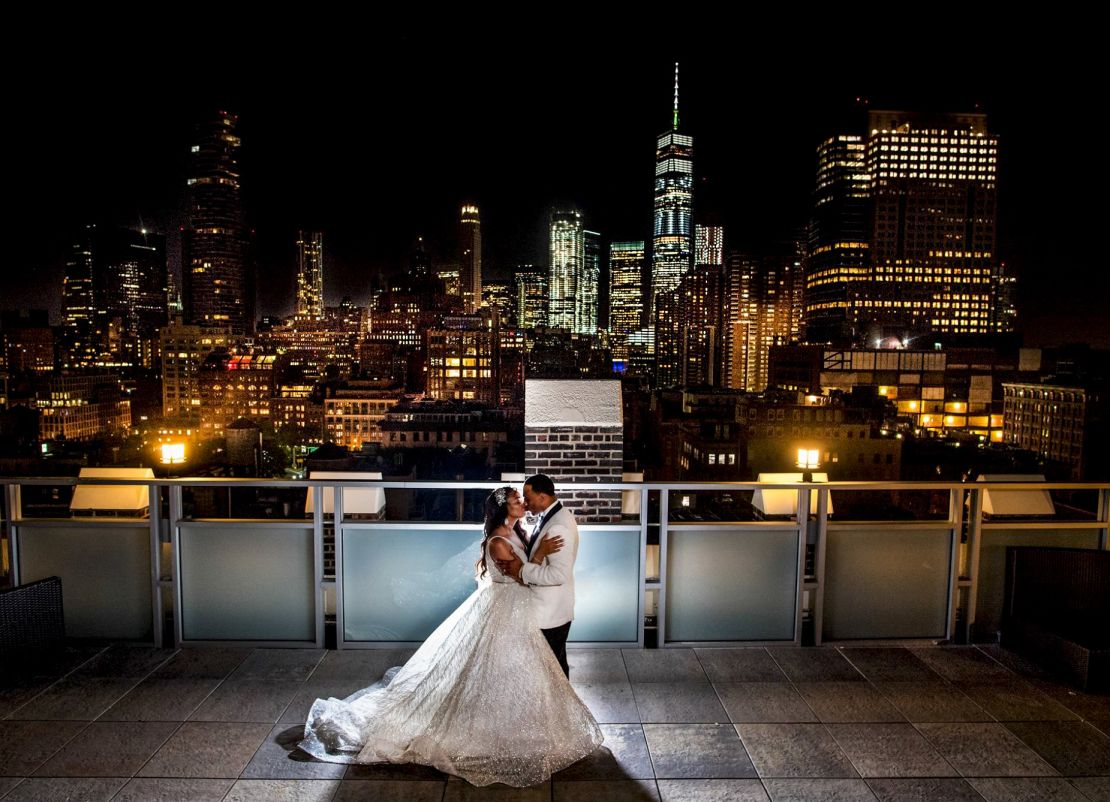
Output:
top-left (528, 501), bottom-right (563, 556)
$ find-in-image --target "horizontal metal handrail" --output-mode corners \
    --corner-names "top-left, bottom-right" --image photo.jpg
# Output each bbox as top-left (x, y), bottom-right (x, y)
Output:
top-left (4, 475), bottom-right (1106, 650)
top-left (3, 476), bottom-right (1109, 491)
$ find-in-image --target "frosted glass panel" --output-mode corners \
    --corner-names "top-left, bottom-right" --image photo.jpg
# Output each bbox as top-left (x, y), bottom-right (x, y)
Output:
top-left (976, 528), bottom-right (1101, 638)
top-left (666, 527), bottom-right (798, 642)
top-left (342, 526), bottom-right (642, 643)
top-left (824, 527), bottom-right (952, 640)
top-left (343, 528), bottom-right (484, 642)
top-left (180, 525), bottom-right (315, 642)
top-left (19, 524), bottom-right (152, 639)
top-left (570, 527), bottom-right (640, 643)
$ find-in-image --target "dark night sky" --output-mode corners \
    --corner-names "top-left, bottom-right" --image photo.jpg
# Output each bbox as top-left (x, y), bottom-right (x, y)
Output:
top-left (7, 32), bottom-right (1105, 346)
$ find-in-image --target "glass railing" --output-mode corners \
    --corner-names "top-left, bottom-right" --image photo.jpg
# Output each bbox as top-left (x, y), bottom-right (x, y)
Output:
top-left (2, 477), bottom-right (1106, 650)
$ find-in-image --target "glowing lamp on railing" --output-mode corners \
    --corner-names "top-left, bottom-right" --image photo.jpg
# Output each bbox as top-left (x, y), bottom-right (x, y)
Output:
top-left (796, 449), bottom-right (820, 471)
top-left (160, 442), bottom-right (186, 465)
top-left (796, 448), bottom-right (821, 484)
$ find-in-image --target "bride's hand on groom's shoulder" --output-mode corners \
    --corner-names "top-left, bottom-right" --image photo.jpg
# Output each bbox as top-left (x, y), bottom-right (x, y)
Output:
top-left (532, 535), bottom-right (565, 562)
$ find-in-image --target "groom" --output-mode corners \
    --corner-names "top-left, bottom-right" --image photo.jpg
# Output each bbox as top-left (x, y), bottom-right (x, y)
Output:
top-left (496, 473), bottom-right (578, 678)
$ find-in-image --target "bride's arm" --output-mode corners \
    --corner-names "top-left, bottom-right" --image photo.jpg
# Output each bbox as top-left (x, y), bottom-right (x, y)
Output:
top-left (488, 538), bottom-right (521, 577)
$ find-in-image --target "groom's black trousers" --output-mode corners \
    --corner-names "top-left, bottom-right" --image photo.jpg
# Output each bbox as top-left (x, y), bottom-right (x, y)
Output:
top-left (542, 622), bottom-right (572, 678)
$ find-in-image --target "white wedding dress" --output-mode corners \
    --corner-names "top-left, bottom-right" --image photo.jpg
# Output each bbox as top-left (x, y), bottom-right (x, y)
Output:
top-left (299, 536), bottom-right (603, 786)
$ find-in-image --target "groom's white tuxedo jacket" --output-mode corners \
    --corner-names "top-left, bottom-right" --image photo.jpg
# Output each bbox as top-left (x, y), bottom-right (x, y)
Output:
top-left (519, 501), bottom-right (578, 630)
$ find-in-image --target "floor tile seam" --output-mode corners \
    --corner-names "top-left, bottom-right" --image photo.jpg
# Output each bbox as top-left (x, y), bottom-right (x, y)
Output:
top-left (906, 719), bottom-right (1062, 779)
top-left (301, 649), bottom-right (334, 684)
top-left (872, 677), bottom-right (1001, 724)
top-left (860, 776), bottom-right (988, 800)
top-left (971, 644), bottom-right (1023, 679)
top-left (813, 719), bottom-right (863, 780)
top-left (190, 676), bottom-right (310, 725)
top-left (822, 719), bottom-right (963, 780)
top-left (0, 718), bottom-right (93, 776)
top-left (9, 674), bottom-right (148, 722)
top-left (838, 646), bottom-right (947, 685)
top-left (96, 673), bottom-right (227, 724)
top-left (181, 674), bottom-right (232, 724)
top-left (210, 776), bottom-right (343, 802)
top-left (0, 777), bottom-right (22, 800)
top-left (83, 647), bottom-right (181, 684)
top-left (1069, 777), bottom-right (1110, 802)
top-left (829, 647), bottom-right (870, 682)
top-left (1, 657), bottom-right (106, 720)
top-left (232, 723), bottom-right (290, 793)
top-left (98, 721), bottom-right (185, 784)
top-left (861, 675), bottom-right (909, 723)
top-left (638, 723), bottom-right (663, 787)
top-left (955, 678), bottom-right (1085, 723)
top-left (771, 662), bottom-right (822, 725)
top-left (733, 721), bottom-right (859, 781)
top-left (1001, 719), bottom-right (1110, 773)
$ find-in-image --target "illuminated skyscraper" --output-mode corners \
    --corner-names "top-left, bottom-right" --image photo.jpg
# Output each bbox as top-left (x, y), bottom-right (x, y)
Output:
top-left (695, 225), bottom-right (724, 267)
top-left (160, 321), bottom-right (231, 424)
top-left (805, 111), bottom-right (1003, 342)
top-left (459, 205), bottom-right (482, 313)
top-left (804, 135), bottom-right (869, 344)
top-left (62, 229), bottom-right (97, 368)
top-left (578, 230), bottom-right (601, 334)
top-left (548, 208), bottom-right (584, 331)
top-left (182, 110), bottom-right (253, 334)
top-left (295, 231), bottom-right (324, 320)
top-left (608, 241), bottom-right (645, 360)
top-left (514, 268), bottom-right (547, 328)
top-left (651, 63), bottom-right (694, 320)
top-left (437, 264), bottom-right (461, 298)
top-left (726, 251), bottom-right (806, 392)
top-left (425, 317), bottom-right (499, 404)
top-left (864, 110), bottom-right (999, 338)
top-left (482, 280), bottom-right (515, 328)
top-left (655, 264), bottom-right (723, 387)
top-left (410, 236), bottom-right (432, 278)
top-left (62, 224), bottom-right (167, 368)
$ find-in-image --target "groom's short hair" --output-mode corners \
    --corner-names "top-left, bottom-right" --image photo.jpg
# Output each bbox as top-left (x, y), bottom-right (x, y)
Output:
top-left (525, 473), bottom-right (556, 497)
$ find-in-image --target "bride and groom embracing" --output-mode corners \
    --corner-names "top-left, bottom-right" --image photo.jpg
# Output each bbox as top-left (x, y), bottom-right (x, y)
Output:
top-left (299, 473), bottom-right (604, 787)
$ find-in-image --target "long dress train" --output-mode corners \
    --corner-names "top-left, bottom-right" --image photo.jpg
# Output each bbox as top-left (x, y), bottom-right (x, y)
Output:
top-left (299, 536), bottom-right (603, 787)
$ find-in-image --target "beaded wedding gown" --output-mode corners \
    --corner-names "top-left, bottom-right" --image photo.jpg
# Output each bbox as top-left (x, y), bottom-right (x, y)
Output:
top-left (299, 536), bottom-right (603, 787)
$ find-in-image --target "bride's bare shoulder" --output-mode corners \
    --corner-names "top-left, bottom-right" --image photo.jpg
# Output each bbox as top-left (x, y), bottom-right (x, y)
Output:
top-left (487, 530), bottom-right (516, 559)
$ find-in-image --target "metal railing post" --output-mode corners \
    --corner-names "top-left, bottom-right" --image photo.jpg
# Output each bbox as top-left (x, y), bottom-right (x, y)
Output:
top-left (794, 486), bottom-right (811, 646)
top-left (312, 485), bottom-right (325, 649)
top-left (1099, 488), bottom-right (1109, 551)
top-left (946, 486), bottom-right (965, 642)
top-left (148, 484), bottom-right (164, 648)
top-left (169, 484), bottom-right (184, 647)
top-left (813, 487), bottom-right (829, 646)
top-left (4, 483), bottom-right (21, 587)
top-left (638, 482), bottom-right (648, 649)
top-left (334, 485), bottom-right (346, 650)
top-left (964, 487), bottom-right (985, 643)
top-left (657, 489), bottom-right (669, 648)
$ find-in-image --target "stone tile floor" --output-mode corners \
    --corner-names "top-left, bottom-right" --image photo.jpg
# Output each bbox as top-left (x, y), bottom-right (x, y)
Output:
top-left (2, 644), bottom-right (1108, 800)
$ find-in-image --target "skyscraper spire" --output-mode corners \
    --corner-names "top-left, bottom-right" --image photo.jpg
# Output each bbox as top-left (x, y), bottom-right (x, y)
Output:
top-left (652, 64), bottom-right (694, 323)
top-left (673, 62), bottom-right (680, 130)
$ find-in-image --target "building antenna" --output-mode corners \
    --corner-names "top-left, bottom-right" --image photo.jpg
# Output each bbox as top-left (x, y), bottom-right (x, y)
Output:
top-left (673, 62), bottom-right (680, 131)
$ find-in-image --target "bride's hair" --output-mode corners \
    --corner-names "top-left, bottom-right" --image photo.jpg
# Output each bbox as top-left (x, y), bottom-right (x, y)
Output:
top-left (476, 486), bottom-right (525, 579)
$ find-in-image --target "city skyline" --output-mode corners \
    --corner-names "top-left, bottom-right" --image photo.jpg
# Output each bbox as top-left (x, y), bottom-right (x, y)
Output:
top-left (6, 48), bottom-right (1104, 345)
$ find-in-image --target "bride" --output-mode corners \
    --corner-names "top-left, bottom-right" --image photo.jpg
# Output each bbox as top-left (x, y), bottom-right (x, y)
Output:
top-left (299, 486), bottom-right (603, 786)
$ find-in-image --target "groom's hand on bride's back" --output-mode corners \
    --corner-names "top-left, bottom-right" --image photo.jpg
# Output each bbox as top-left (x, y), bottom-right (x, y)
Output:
top-left (494, 554), bottom-right (524, 581)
